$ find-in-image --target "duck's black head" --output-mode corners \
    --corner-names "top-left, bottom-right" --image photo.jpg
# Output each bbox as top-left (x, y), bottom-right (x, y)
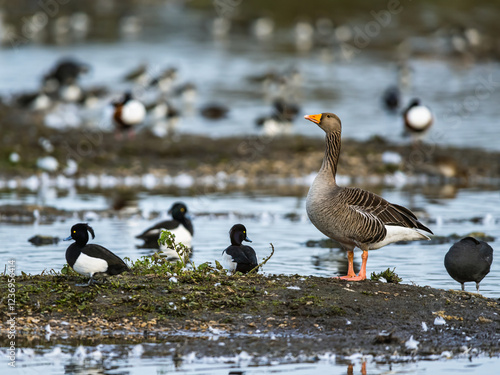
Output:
top-left (407, 98), bottom-right (421, 108)
top-left (64, 223), bottom-right (95, 246)
top-left (229, 224), bottom-right (252, 246)
top-left (112, 92), bottom-right (133, 107)
top-left (122, 91), bottom-right (133, 103)
top-left (304, 112), bottom-right (342, 134)
top-left (169, 202), bottom-right (189, 221)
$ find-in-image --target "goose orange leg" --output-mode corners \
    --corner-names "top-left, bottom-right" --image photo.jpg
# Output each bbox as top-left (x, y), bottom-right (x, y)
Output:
top-left (337, 250), bottom-right (369, 281)
top-left (335, 250), bottom-right (356, 279)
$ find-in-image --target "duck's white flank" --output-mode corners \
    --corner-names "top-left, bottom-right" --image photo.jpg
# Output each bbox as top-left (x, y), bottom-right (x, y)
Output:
top-left (406, 106), bottom-right (432, 129)
top-left (72, 253), bottom-right (108, 277)
top-left (159, 224), bottom-right (192, 249)
top-left (222, 251), bottom-right (237, 271)
top-left (122, 100), bottom-right (146, 125)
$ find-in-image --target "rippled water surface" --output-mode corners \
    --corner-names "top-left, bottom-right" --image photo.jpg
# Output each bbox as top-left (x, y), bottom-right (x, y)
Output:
top-left (1, 188), bottom-right (499, 298)
top-left (2, 343), bottom-right (500, 375)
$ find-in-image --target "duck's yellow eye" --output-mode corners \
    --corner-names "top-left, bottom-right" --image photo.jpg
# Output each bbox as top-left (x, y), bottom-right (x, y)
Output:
top-left (73, 230), bottom-right (76, 233)
top-left (243, 231), bottom-right (246, 233)
top-left (181, 208), bottom-right (185, 212)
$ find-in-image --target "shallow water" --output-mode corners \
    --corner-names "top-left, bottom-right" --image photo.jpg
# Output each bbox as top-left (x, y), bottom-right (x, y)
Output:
top-left (1, 187), bottom-right (499, 298)
top-left (2, 343), bottom-right (499, 375)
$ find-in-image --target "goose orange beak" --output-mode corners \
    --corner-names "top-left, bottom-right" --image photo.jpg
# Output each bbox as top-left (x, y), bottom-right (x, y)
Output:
top-left (304, 114), bottom-right (322, 124)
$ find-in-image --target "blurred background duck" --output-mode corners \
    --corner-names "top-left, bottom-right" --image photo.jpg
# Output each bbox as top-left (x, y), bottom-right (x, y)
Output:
top-left (403, 98), bottom-right (434, 140)
top-left (382, 86), bottom-right (401, 112)
top-left (255, 98), bottom-right (300, 136)
top-left (149, 67), bottom-right (178, 94)
top-left (136, 202), bottom-right (193, 251)
top-left (200, 103), bottom-right (229, 120)
top-left (111, 92), bottom-right (146, 139)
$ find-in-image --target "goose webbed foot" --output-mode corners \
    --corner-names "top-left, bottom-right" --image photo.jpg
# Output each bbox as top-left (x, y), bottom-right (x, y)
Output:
top-left (334, 250), bottom-right (368, 281)
top-left (336, 274), bottom-right (367, 281)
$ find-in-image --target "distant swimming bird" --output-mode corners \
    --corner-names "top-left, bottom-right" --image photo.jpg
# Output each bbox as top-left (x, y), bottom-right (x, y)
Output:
top-left (174, 82), bottom-right (198, 105)
top-left (200, 103), bottom-right (229, 120)
top-left (273, 98), bottom-right (300, 120)
top-left (58, 83), bottom-right (83, 103)
top-left (149, 67), bottom-right (177, 93)
top-left (255, 98), bottom-right (300, 136)
top-left (304, 112), bottom-right (433, 280)
top-left (403, 98), bottom-right (433, 136)
top-left (112, 92), bottom-right (146, 137)
top-left (222, 224), bottom-right (258, 274)
top-left (246, 69), bottom-right (280, 86)
top-left (123, 63), bottom-right (149, 85)
top-left (44, 58), bottom-right (90, 86)
top-left (28, 235), bottom-right (59, 246)
top-left (64, 223), bottom-right (129, 285)
top-left (146, 99), bottom-right (180, 122)
top-left (136, 202), bottom-right (194, 249)
top-left (256, 113), bottom-right (293, 137)
top-left (41, 59), bottom-right (89, 102)
top-left (79, 86), bottom-right (109, 108)
top-left (146, 99), bottom-right (180, 137)
top-left (445, 237), bottom-right (493, 292)
top-left (16, 91), bottom-right (53, 111)
top-left (382, 86), bottom-right (400, 111)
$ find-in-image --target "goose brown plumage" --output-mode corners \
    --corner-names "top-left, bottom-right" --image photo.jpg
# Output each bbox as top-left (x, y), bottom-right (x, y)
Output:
top-left (304, 112), bottom-right (433, 281)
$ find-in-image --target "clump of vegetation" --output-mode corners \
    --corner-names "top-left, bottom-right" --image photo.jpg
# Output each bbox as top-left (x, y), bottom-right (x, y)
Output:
top-left (370, 268), bottom-right (402, 284)
top-left (157, 230), bottom-right (194, 268)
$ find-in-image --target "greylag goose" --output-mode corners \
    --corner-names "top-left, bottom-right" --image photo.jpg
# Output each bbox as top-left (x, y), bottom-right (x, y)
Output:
top-left (304, 112), bottom-right (433, 281)
top-left (444, 237), bottom-right (493, 292)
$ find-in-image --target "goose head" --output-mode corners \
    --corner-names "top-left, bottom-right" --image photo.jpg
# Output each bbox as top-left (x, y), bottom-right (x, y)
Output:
top-left (304, 112), bottom-right (342, 134)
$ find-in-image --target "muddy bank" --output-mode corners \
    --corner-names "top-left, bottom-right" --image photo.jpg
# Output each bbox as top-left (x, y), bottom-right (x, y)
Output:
top-left (1, 114), bottom-right (500, 188)
top-left (2, 271), bottom-right (499, 358)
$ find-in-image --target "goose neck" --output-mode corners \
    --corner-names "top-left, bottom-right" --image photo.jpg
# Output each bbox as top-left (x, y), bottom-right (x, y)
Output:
top-left (321, 132), bottom-right (341, 180)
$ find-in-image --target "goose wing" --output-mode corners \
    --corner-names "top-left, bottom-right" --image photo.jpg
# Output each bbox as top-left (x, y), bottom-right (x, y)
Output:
top-left (340, 187), bottom-right (432, 243)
